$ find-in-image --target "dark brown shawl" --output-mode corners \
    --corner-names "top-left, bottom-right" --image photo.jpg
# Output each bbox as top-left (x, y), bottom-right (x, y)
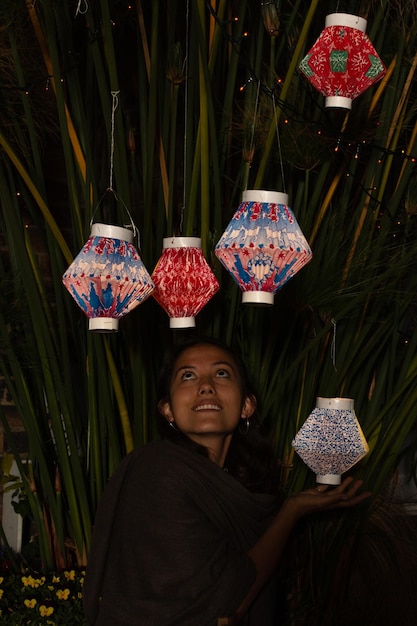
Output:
top-left (83, 440), bottom-right (279, 625)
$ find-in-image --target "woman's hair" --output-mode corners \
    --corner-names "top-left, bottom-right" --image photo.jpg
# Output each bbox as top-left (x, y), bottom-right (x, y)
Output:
top-left (156, 337), bottom-right (280, 494)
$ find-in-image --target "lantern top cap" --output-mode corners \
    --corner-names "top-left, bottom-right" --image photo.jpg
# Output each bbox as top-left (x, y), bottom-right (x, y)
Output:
top-left (242, 190), bottom-right (289, 205)
top-left (90, 222), bottom-right (134, 243)
top-left (162, 236), bottom-right (201, 249)
top-left (315, 397), bottom-right (354, 411)
top-left (325, 13), bottom-right (367, 32)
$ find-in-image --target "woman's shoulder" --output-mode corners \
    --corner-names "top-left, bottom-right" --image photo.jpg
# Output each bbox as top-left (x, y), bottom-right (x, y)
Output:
top-left (117, 439), bottom-right (205, 486)
top-left (126, 438), bottom-right (192, 467)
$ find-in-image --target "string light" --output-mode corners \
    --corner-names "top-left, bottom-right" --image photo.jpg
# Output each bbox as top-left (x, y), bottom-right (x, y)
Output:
top-left (4, 0), bottom-right (417, 176)
top-left (4, 0), bottom-right (417, 217)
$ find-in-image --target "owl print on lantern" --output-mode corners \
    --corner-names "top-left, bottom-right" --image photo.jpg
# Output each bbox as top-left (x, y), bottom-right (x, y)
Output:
top-left (215, 190), bottom-right (312, 305)
top-left (292, 397), bottom-right (370, 485)
top-left (62, 223), bottom-right (154, 332)
top-left (298, 13), bottom-right (386, 109)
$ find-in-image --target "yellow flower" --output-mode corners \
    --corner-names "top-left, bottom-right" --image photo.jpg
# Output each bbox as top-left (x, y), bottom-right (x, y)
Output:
top-left (0, 589), bottom-right (3, 599)
top-left (64, 569), bottom-right (75, 581)
top-left (22, 575), bottom-right (45, 588)
top-left (0, 576), bottom-right (3, 584)
top-left (24, 598), bottom-right (37, 609)
top-left (56, 588), bottom-right (70, 600)
top-left (39, 605), bottom-right (54, 617)
top-left (52, 575), bottom-right (60, 583)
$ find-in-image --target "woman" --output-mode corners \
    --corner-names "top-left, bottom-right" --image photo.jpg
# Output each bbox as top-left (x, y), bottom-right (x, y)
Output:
top-left (83, 339), bottom-right (370, 625)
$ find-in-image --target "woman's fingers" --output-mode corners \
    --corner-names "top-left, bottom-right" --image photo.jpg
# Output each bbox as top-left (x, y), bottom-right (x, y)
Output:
top-left (311, 477), bottom-right (371, 509)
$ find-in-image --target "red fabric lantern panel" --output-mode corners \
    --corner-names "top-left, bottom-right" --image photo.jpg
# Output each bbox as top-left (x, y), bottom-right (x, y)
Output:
top-left (62, 223), bottom-right (154, 332)
top-left (215, 190), bottom-right (312, 305)
top-left (299, 13), bottom-right (386, 109)
top-left (152, 237), bottom-right (219, 328)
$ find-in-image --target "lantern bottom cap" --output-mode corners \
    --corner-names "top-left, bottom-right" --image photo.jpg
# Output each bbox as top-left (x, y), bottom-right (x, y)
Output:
top-left (89, 317), bottom-right (119, 332)
top-left (169, 316), bottom-right (196, 329)
top-left (316, 474), bottom-right (342, 485)
top-left (325, 96), bottom-right (352, 110)
top-left (242, 291), bottom-right (274, 306)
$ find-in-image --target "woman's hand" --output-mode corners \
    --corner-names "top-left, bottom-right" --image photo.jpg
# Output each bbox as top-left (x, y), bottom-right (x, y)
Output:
top-left (282, 476), bottom-right (372, 523)
top-left (230, 477), bottom-right (371, 624)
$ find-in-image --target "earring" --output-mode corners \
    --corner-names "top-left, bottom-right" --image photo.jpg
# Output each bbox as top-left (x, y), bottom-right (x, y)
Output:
top-left (169, 420), bottom-right (178, 431)
top-left (239, 417), bottom-right (250, 435)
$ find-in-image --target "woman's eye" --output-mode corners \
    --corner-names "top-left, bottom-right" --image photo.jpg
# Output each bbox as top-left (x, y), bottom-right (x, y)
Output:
top-left (181, 371), bottom-right (195, 380)
top-left (216, 369), bottom-right (230, 378)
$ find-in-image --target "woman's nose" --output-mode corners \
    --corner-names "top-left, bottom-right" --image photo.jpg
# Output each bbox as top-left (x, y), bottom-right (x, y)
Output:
top-left (198, 379), bottom-right (215, 394)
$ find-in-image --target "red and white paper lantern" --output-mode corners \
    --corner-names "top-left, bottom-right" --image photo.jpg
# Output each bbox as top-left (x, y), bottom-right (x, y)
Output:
top-left (152, 237), bottom-right (219, 328)
top-left (299, 13), bottom-right (386, 109)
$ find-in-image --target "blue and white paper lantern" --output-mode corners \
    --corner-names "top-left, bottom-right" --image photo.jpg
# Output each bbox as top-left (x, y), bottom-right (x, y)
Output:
top-left (292, 397), bottom-right (369, 485)
top-left (215, 190), bottom-right (312, 305)
top-left (62, 223), bottom-right (154, 332)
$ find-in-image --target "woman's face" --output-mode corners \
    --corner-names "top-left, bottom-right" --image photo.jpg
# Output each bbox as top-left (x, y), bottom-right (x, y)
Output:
top-left (158, 343), bottom-right (256, 446)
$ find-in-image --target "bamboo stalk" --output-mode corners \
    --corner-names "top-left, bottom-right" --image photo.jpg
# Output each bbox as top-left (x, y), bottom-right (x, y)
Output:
top-left (26, 0), bottom-right (87, 183)
top-left (254, 0), bottom-right (320, 187)
top-left (0, 131), bottom-right (72, 263)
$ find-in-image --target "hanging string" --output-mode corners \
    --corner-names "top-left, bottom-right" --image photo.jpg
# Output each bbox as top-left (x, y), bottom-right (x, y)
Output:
top-left (90, 90), bottom-right (137, 237)
top-left (109, 90), bottom-right (120, 191)
top-left (272, 94), bottom-right (286, 193)
top-left (247, 78), bottom-right (261, 178)
top-left (75, 0), bottom-right (88, 18)
top-left (331, 318), bottom-right (338, 371)
top-left (180, 0), bottom-right (190, 236)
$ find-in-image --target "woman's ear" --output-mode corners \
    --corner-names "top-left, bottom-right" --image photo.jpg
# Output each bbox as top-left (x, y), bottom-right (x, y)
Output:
top-left (241, 394), bottom-right (257, 419)
top-left (158, 399), bottom-right (173, 421)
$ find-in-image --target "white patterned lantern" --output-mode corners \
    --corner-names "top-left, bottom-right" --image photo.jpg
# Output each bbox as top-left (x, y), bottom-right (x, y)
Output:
top-left (292, 397), bottom-right (369, 485)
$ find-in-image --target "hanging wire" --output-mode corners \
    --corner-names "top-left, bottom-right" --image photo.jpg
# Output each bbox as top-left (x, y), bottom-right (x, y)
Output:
top-left (179, 0), bottom-right (191, 236)
top-left (75, 0), bottom-right (88, 18)
top-left (108, 90), bottom-right (120, 191)
top-left (331, 318), bottom-right (338, 371)
top-left (272, 94), bottom-right (286, 193)
top-left (247, 78), bottom-right (261, 182)
top-left (90, 90), bottom-right (137, 238)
